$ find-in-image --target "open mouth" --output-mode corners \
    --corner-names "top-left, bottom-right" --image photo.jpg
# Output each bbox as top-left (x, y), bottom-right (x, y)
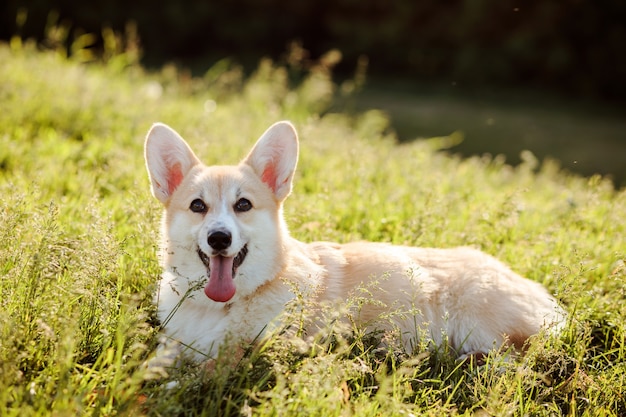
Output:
top-left (197, 244), bottom-right (248, 277)
top-left (234, 244), bottom-right (248, 270)
top-left (197, 244), bottom-right (248, 302)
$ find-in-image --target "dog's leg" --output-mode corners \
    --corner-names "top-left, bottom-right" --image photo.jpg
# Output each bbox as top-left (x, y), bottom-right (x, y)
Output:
top-left (204, 345), bottom-right (246, 373)
top-left (143, 336), bottom-right (182, 379)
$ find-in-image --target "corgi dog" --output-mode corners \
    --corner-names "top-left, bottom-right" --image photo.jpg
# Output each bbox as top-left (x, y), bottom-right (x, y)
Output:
top-left (144, 121), bottom-right (566, 363)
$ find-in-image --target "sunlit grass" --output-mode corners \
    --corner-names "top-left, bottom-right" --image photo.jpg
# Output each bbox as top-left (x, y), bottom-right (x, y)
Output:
top-left (0, 37), bottom-right (625, 416)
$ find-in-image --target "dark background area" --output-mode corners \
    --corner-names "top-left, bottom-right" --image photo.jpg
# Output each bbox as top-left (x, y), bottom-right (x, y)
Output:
top-left (5, 0), bottom-right (626, 101)
top-left (3, 0), bottom-right (626, 186)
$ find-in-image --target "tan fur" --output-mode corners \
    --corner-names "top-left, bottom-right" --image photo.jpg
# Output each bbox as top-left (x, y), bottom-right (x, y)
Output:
top-left (144, 121), bottom-right (566, 364)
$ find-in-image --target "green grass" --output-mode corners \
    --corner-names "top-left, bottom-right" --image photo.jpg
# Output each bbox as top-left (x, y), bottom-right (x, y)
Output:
top-left (1, 37), bottom-right (625, 416)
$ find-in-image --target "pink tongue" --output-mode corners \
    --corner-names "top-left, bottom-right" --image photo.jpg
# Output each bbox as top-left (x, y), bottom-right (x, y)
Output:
top-left (204, 256), bottom-right (236, 302)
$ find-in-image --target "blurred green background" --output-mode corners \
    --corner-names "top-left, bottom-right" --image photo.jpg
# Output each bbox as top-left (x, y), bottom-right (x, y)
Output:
top-left (3, 0), bottom-right (625, 186)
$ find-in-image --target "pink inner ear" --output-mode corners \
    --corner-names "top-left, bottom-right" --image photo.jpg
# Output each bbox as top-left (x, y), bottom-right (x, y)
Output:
top-left (261, 165), bottom-right (278, 193)
top-left (168, 163), bottom-right (184, 195)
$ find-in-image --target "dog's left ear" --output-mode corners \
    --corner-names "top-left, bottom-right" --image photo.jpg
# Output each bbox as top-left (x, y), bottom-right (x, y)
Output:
top-left (243, 121), bottom-right (299, 202)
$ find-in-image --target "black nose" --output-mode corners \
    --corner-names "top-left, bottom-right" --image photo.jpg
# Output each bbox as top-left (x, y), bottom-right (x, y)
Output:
top-left (208, 230), bottom-right (232, 251)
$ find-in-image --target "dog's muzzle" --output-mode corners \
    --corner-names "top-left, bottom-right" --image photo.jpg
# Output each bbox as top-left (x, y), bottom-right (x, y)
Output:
top-left (197, 244), bottom-right (248, 274)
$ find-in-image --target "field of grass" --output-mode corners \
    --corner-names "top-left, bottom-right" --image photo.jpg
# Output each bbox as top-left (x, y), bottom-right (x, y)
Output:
top-left (1, 37), bottom-right (625, 416)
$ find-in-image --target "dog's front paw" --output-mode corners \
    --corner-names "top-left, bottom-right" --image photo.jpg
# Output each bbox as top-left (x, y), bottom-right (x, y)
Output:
top-left (143, 336), bottom-right (182, 379)
top-left (205, 345), bottom-right (246, 373)
top-left (457, 351), bottom-right (487, 367)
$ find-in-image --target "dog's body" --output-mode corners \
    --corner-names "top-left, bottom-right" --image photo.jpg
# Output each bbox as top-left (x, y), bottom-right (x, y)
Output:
top-left (145, 121), bottom-right (566, 362)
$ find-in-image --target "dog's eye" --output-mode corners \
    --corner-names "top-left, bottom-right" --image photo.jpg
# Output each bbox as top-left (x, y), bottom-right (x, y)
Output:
top-left (189, 198), bottom-right (207, 213)
top-left (234, 198), bottom-right (252, 212)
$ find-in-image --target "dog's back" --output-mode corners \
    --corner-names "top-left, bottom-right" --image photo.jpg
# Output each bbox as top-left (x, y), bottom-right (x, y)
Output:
top-left (301, 241), bottom-right (565, 355)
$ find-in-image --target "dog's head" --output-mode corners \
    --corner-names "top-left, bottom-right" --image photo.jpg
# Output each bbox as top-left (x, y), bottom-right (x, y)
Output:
top-left (145, 122), bottom-right (299, 303)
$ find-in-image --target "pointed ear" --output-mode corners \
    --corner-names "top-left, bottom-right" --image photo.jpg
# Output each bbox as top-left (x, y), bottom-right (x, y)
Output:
top-left (243, 121), bottom-right (299, 202)
top-left (144, 123), bottom-right (201, 204)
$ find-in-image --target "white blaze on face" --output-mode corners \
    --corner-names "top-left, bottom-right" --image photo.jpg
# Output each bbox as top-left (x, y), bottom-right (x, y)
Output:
top-left (199, 198), bottom-right (244, 302)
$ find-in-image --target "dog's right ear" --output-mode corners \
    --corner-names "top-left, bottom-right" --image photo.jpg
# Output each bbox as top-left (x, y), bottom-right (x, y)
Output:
top-left (144, 123), bottom-right (201, 204)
